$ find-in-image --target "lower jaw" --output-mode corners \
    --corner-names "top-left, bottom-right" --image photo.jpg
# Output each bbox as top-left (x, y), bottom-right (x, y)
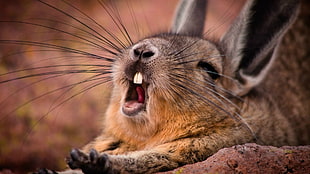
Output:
top-left (121, 103), bottom-right (146, 117)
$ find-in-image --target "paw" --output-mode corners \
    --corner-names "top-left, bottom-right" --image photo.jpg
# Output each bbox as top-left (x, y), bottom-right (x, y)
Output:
top-left (67, 148), bottom-right (113, 174)
top-left (33, 168), bottom-right (58, 174)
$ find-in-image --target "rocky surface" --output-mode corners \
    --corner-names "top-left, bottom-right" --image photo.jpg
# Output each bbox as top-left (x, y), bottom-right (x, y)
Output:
top-left (160, 143), bottom-right (310, 174)
top-left (1, 143), bottom-right (309, 174)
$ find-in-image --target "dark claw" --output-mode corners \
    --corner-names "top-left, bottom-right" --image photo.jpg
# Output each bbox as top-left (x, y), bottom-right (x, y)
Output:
top-left (98, 153), bottom-right (110, 168)
top-left (70, 149), bottom-right (80, 161)
top-left (89, 148), bottom-right (99, 163)
top-left (33, 168), bottom-right (58, 174)
top-left (67, 148), bottom-right (90, 169)
top-left (71, 148), bottom-right (89, 162)
top-left (66, 148), bottom-right (112, 174)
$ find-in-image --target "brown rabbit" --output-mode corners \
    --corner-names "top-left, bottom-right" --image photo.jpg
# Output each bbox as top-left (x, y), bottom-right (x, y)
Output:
top-left (35, 0), bottom-right (309, 173)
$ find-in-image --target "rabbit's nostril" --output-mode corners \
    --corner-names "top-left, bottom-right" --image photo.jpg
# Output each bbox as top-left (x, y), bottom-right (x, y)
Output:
top-left (142, 51), bottom-right (154, 58)
top-left (131, 41), bottom-right (159, 61)
top-left (133, 49), bottom-right (141, 57)
top-left (133, 48), bottom-right (155, 59)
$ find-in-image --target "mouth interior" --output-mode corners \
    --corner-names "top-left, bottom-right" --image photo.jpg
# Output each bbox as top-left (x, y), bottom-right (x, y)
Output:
top-left (122, 83), bottom-right (146, 116)
top-left (136, 85), bottom-right (145, 103)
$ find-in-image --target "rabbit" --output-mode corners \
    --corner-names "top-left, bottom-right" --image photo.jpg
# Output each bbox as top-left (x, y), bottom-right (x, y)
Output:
top-left (29, 0), bottom-right (309, 173)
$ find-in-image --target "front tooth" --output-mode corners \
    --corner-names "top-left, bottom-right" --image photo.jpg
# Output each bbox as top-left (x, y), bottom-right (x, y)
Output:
top-left (133, 72), bottom-right (143, 84)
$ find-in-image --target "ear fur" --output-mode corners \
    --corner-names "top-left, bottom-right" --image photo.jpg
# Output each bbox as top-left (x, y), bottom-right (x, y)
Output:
top-left (219, 0), bottom-right (300, 95)
top-left (171, 0), bottom-right (207, 36)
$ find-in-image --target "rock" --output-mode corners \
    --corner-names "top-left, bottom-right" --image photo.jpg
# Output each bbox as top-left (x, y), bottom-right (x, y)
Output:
top-left (160, 143), bottom-right (310, 174)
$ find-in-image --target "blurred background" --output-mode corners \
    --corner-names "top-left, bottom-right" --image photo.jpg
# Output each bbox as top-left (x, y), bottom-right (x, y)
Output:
top-left (0, 0), bottom-right (244, 173)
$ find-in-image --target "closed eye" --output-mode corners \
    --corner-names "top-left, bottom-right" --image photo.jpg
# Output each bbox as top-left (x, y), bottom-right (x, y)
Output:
top-left (198, 61), bottom-right (219, 80)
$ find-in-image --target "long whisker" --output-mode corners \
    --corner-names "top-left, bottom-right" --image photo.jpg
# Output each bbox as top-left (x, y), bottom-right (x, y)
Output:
top-left (1, 73), bottom-right (111, 122)
top-left (171, 67), bottom-right (239, 95)
top-left (168, 39), bottom-right (200, 57)
top-left (171, 46), bottom-right (223, 62)
top-left (126, 0), bottom-right (142, 40)
top-left (169, 74), bottom-right (257, 140)
top-left (170, 72), bottom-right (241, 112)
top-left (203, 0), bottom-right (238, 39)
top-left (0, 74), bottom-right (64, 110)
top-left (59, 0), bottom-right (127, 50)
top-left (172, 55), bottom-right (224, 66)
top-left (0, 64), bottom-right (111, 77)
top-left (28, 17), bottom-right (122, 52)
top-left (0, 40), bottom-right (114, 61)
top-left (21, 75), bottom-right (111, 146)
top-left (0, 21), bottom-right (118, 56)
top-left (98, 0), bottom-right (133, 46)
top-left (37, 0), bottom-right (123, 54)
top-left (0, 68), bottom-right (110, 84)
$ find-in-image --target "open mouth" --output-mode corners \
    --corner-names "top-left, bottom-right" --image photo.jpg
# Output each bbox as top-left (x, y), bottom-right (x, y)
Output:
top-left (122, 72), bottom-right (147, 116)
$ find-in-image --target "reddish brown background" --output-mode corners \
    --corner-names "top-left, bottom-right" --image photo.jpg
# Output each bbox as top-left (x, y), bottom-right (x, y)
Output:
top-left (0, 0), bottom-right (244, 173)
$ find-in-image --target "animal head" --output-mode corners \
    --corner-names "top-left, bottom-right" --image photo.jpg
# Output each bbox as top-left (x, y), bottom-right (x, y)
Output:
top-left (110, 0), bottom-right (300, 122)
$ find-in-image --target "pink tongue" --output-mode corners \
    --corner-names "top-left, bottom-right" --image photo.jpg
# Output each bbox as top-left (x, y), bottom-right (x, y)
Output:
top-left (136, 86), bottom-right (145, 103)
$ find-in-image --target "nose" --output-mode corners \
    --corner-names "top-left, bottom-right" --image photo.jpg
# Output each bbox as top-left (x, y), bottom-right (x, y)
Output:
top-left (133, 48), bottom-right (155, 59)
top-left (131, 42), bottom-right (158, 60)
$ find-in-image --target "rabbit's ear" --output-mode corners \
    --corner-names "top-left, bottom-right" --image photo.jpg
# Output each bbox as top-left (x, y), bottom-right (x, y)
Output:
top-left (171, 0), bottom-right (207, 36)
top-left (220, 0), bottom-right (300, 95)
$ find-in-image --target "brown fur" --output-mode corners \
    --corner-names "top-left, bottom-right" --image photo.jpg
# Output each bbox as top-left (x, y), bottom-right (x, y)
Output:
top-left (52, 1), bottom-right (309, 174)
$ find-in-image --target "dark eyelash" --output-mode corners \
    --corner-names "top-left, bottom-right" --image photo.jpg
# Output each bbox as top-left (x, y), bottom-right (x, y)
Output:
top-left (197, 61), bottom-right (219, 80)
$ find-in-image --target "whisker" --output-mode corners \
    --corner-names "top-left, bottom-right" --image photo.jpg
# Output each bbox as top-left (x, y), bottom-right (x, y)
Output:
top-left (1, 73), bottom-right (111, 122)
top-left (0, 64), bottom-right (111, 77)
top-left (0, 68), bottom-right (110, 84)
top-left (21, 75), bottom-right (111, 147)
top-left (171, 77), bottom-right (222, 111)
top-left (126, 0), bottom-right (142, 40)
top-left (0, 40), bottom-right (115, 61)
top-left (59, 0), bottom-right (126, 51)
top-left (29, 17), bottom-right (122, 52)
top-left (171, 55), bottom-right (224, 66)
top-left (170, 72), bottom-right (241, 112)
top-left (37, 0), bottom-right (123, 54)
top-left (171, 46), bottom-right (223, 62)
top-left (0, 74), bottom-right (64, 109)
top-left (98, 0), bottom-right (133, 47)
top-left (203, 0), bottom-right (239, 39)
top-left (169, 74), bottom-right (257, 140)
top-left (168, 39), bottom-right (200, 57)
top-left (0, 20), bottom-right (118, 55)
top-left (171, 67), bottom-right (238, 92)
